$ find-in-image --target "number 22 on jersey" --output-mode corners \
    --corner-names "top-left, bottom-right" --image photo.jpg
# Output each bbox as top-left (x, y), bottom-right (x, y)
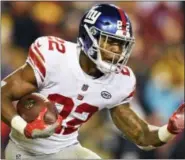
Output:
top-left (48, 94), bottom-right (98, 135)
top-left (48, 36), bottom-right (66, 54)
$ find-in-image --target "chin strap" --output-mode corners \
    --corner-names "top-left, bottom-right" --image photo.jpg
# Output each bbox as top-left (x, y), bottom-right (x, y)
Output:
top-left (97, 60), bottom-right (117, 74)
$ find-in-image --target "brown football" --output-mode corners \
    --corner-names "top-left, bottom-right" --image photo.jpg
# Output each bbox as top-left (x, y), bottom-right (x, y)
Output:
top-left (16, 93), bottom-right (58, 124)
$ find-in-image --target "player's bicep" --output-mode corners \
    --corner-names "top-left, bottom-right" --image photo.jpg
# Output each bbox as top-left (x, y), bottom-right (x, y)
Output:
top-left (110, 103), bottom-right (149, 145)
top-left (2, 63), bottom-right (38, 100)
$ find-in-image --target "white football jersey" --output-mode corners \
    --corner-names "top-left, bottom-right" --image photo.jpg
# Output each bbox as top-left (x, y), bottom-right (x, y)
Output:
top-left (10, 36), bottom-right (136, 154)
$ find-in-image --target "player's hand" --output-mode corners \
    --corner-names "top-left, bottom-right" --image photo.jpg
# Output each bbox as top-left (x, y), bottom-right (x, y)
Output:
top-left (24, 107), bottom-right (63, 138)
top-left (167, 102), bottom-right (184, 134)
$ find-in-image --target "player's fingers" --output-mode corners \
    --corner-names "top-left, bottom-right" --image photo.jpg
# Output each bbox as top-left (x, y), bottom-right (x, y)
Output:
top-left (49, 122), bottom-right (60, 130)
top-left (56, 115), bottom-right (63, 124)
top-left (38, 107), bottom-right (48, 120)
top-left (32, 129), bottom-right (51, 138)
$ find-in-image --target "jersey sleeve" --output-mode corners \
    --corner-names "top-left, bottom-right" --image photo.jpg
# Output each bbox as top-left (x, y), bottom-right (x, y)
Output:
top-left (108, 67), bottom-right (136, 109)
top-left (26, 36), bottom-right (53, 89)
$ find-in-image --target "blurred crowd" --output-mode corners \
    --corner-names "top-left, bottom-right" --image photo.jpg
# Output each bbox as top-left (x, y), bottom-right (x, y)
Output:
top-left (1, 1), bottom-right (184, 159)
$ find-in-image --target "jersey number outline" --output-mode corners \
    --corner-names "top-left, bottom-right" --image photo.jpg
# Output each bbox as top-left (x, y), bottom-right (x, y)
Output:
top-left (48, 94), bottom-right (98, 135)
top-left (48, 36), bottom-right (66, 54)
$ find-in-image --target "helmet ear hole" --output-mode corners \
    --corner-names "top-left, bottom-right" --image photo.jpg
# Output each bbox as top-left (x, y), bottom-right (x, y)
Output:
top-left (90, 28), bottom-right (97, 36)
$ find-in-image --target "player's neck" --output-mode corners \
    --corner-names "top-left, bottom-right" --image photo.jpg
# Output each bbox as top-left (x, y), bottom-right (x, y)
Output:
top-left (79, 51), bottom-right (104, 79)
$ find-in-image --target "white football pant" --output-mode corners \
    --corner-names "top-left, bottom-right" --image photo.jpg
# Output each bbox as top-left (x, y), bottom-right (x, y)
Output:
top-left (5, 140), bottom-right (101, 159)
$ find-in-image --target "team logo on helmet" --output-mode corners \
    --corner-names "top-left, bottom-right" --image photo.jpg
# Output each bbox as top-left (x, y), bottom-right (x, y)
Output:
top-left (84, 9), bottom-right (102, 24)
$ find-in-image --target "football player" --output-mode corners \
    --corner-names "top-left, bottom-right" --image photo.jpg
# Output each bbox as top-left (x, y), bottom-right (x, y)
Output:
top-left (2, 4), bottom-right (184, 159)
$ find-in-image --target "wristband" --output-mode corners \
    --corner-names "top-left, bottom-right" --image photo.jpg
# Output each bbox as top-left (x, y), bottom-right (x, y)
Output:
top-left (137, 145), bottom-right (156, 151)
top-left (11, 115), bottom-right (27, 135)
top-left (158, 124), bottom-right (175, 142)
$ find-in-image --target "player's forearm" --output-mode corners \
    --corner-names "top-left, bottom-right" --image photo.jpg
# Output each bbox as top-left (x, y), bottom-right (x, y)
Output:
top-left (110, 105), bottom-right (176, 149)
top-left (138, 125), bottom-right (166, 147)
top-left (136, 124), bottom-right (177, 151)
top-left (1, 92), bottom-right (18, 126)
top-left (111, 107), bottom-right (150, 146)
top-left (113, 114), bottom-right (173, 148)
top-left (2, 93), bottom-right (28, 135)
top-left (1, 81), bottom-right (26, 129)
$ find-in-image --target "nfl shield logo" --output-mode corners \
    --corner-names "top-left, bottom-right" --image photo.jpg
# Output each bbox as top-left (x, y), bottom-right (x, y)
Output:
top-left (82, 84), bottom-right (89, 91)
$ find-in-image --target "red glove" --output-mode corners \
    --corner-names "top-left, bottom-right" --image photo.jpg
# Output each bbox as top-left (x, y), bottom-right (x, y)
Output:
top-left (167, 103), bottom-right (184, 134)
top-left (24, 107), bottom-right (63, 138)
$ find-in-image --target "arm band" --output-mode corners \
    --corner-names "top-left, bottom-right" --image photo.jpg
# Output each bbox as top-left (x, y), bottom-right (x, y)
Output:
top-left (137, 144), bottom-right (156, 151)
top-left (11, 115), bottom-right (27, 135)
top-left (158, 124), bottom-right (175, 142)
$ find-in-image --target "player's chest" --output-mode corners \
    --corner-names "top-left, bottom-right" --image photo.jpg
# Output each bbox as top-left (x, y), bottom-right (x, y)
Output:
top-left (42, 77), bottom-right (116, 111)
top-left (40, 78), bottom-right (118, 135)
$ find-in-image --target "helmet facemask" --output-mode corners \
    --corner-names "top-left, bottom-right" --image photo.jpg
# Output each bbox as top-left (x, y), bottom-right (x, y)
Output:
top-left (78, 24), bottom-right (135, 74)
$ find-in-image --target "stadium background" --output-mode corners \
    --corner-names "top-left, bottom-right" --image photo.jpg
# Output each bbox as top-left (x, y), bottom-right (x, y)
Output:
top-left (1, 1), bottom-right (184, 159)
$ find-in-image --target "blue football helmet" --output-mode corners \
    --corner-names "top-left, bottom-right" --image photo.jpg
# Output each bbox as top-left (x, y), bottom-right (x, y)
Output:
top-left (77, 4), bottom-right (135, 74)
